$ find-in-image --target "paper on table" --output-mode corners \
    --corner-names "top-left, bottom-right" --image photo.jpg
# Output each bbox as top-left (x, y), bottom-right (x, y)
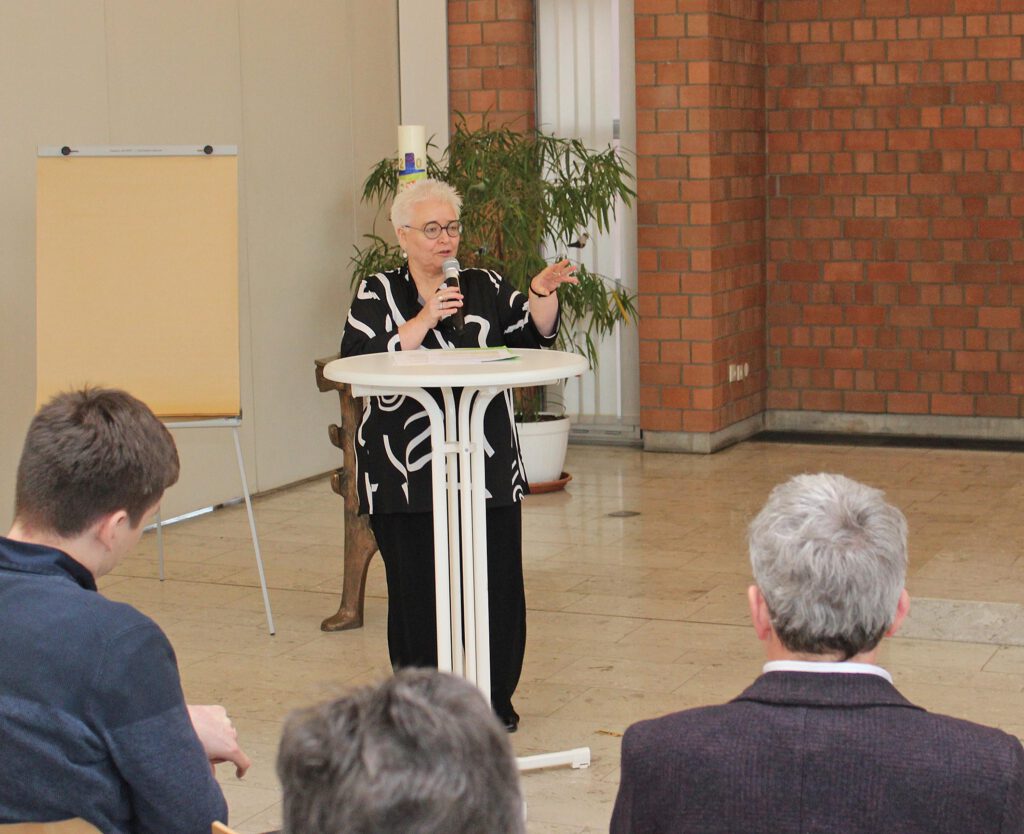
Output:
top-left (391, 347), bottom-right (517, 366)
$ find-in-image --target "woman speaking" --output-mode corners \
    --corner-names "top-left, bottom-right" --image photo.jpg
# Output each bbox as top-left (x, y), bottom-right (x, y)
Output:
top-left (340, 179), bottom-right (576, 731)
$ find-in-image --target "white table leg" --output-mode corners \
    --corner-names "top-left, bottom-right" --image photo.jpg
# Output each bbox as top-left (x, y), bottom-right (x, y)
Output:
top-left (466, 387), bottom-right (499, 702)
top-left (442, 390), bottom-right (464, 676)
top-left (396, 389), bottom-right (454, 672)
top-left (458, 389), bottom-right (478, 686)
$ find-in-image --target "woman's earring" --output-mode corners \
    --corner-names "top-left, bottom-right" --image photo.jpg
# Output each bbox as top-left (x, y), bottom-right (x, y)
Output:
top-left (401, 250), bottom-right (407, 259)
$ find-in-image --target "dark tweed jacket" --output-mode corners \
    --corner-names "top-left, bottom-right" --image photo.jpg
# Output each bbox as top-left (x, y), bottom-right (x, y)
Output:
top-left (611, 671), bottom-right (1024, 834)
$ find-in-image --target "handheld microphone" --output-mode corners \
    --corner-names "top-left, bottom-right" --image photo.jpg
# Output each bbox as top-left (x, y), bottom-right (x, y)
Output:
top-left (441, 257), bottom-right (464, 333)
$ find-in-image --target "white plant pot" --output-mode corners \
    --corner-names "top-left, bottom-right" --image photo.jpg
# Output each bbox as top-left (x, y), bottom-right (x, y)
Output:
top-left (516, 414), bottom-right (571, 485)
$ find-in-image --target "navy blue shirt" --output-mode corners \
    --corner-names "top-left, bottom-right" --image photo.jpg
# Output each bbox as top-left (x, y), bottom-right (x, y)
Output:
top-left (0, 536), bottom-right (227, 833)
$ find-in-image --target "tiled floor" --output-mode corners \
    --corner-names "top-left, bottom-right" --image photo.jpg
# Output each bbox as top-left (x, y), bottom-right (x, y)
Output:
top-left (98, 440), bottom-right (1024, 833)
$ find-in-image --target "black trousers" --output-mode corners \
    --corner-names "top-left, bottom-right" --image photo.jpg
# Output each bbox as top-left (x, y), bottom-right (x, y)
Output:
top-left (369, 503), bottom-right (525, 718)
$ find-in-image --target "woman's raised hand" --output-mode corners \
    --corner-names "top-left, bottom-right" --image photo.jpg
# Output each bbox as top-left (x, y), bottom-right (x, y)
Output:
top-left (529, 259), bottom-right (579, 298)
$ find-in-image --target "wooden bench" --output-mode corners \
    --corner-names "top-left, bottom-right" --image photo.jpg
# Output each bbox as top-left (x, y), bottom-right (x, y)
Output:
top-left (0, 823), bottom-right (100, 834)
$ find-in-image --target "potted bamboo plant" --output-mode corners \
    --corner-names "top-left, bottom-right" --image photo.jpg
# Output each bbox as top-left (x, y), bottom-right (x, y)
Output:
top-left (349, 116), bottom-right (636, 487)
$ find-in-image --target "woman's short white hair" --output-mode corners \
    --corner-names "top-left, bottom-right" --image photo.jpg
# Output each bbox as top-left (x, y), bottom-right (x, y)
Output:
top-left (748, 472), bottom-right (908, 659)
top-left (391, 179), bottom-right (463, 232)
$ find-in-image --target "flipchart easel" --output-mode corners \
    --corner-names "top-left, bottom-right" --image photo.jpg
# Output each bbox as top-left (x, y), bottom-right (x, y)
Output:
top-left (35, 144), bottom-right (274, 634)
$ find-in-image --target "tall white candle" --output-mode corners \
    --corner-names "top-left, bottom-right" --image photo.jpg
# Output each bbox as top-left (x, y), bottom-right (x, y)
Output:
top-left (397, 125), bottom-right (427, 190)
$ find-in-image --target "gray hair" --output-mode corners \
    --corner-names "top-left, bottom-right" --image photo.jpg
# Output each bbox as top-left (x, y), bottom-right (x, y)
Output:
top-left (748, 473), bottom-right (908, 659)
top-left (391, 178), bottom-right (462, 232)
top-left (277, 669), bottom-right (525, 834)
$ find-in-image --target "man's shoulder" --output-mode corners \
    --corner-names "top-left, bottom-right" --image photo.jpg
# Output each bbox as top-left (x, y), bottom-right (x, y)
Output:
top-left (617, 702), bottom-right (756, 790)
top-left (59, 578), bottom-right (164, 641)
top-left (744, 670), bottom-right (1023, 757)
top-left (908, 703), bottom-right (1024, 762)
top-left (34, 583), bottom-right (176, 691)
top-left (623, 702), bottom-right (740, 752)
top-left (93, 592), bottom-right (160, 629)
top-left (622, 674), bottom-right (1024, 769)
top-left (0, 561), bottom-right (161, 642)
top-left (84, 595), bottom-right (174, 670)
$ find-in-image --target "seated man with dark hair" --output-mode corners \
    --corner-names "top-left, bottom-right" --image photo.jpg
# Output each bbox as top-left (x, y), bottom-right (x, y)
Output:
top-left (277, 668), bottom-right (525, 834)
top-left (0, 388), bottom-right (249, 833)
top-left (611, 472), bottom-right (1024, 834)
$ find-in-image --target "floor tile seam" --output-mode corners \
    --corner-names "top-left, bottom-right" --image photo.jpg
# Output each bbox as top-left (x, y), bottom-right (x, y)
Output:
top-left (900, 597), bottom-right (1024, 647)
top-left (524, 601), bottom-right (703, 629)
top-left (910, 595), bottom-right (1024, 610)
top-left (183, 651), bottom-right (381, 678)
top-left (890, 633), bottom-right (1009, 656)
top-left (224, 795), bottom-right (281, 828)
top-left (114, 574), bottom-right (356, 599)
top-left (109, 566), bottom-right (253, 581)
top-left (897, 670), bottom-right (1024, 693)
top-left (545, 664), bottom-right (705, 690)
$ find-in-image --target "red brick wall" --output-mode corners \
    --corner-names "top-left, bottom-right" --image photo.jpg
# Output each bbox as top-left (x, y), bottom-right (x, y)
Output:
top-left (636, 0), bottom-right (767, 435)
top-left (448, 0), bottom-right (536, 131)
top-left (765, 0), bottom-right (1024, 420)
top-left (446, 1), bottom-right (1024, 437)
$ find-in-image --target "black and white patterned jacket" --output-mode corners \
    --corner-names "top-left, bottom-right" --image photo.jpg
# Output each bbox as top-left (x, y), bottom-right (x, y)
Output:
top-left (340, 265), bottom-right (559, 515)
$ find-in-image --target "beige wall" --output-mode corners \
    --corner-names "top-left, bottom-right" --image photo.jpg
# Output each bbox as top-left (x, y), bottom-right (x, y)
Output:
top-left (398, 0), bottom-right (450, 148)
top-left (0, 0), bottom-right (400, 526)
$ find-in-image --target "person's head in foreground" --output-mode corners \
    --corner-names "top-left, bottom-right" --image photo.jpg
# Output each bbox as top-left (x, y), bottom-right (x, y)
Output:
top-left (747, 471), bottom-right (910, 661)
top-left (610, 472), bottom-right (1024, 834)
top-left (11, 387), bottom-right (179, 575)
top-left (1, 389), bottom-right (246, 832)
top-left (277, 669), bottom-right (525, 834)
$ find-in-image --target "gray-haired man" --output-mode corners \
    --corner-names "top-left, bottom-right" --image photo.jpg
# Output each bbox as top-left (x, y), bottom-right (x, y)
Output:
top-left (277, 669), bottom-right (525, 834)
top-left (611, 472), bottom-right (1024, 834)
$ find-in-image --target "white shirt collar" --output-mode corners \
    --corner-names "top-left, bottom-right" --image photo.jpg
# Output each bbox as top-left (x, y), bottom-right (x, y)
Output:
top-left (763, 659), bottom-right (893, 684)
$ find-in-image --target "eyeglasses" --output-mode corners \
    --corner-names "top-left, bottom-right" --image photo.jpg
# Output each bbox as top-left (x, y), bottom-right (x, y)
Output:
top-left (403, 220), bottom-right (463, 239)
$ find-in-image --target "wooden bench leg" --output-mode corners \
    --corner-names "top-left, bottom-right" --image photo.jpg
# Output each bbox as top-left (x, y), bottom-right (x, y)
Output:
top-left (321, 469), bottom-right (378, 631)
top-left (315, 357), bottom-right (379, 632)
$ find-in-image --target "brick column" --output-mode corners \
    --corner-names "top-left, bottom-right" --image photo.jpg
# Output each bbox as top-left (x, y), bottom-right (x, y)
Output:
top-left (448, 0), bottom-right (536, 131)
top-left (635, 0), bottom-right (767, 451)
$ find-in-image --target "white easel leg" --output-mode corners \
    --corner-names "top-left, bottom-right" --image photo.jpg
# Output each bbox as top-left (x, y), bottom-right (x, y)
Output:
top-left (232, 426), bottom-right (275, 635)
top-left (156, 507), bottom-right (165, 581)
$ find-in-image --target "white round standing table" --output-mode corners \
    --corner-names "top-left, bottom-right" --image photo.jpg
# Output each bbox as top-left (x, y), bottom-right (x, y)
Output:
top-left (323, 348), bottom-right (591, 772)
